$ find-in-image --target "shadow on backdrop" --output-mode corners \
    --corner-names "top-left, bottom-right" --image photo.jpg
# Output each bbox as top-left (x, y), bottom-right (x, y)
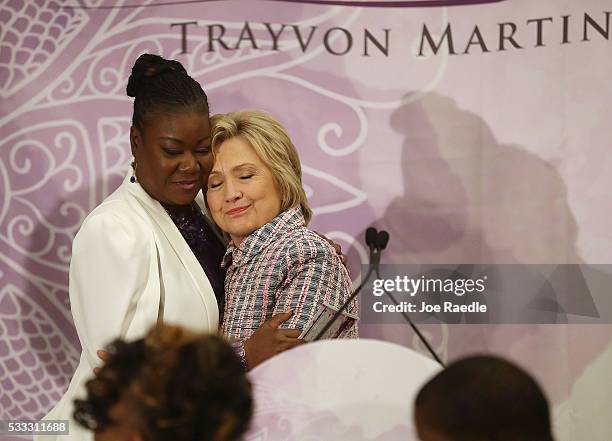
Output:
top-left (355, 92), bottom-right (611, 404)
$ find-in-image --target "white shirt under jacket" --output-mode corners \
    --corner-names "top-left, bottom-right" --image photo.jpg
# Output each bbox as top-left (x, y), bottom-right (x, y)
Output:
top-left (37, 173), bottom-right (219, 440)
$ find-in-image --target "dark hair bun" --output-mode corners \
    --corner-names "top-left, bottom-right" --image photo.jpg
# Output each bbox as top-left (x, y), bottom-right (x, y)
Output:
top-left (126, 53), bottom-right (188, 98)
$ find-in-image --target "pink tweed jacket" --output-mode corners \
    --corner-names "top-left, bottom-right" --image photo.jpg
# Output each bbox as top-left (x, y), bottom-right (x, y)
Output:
top-left (220, 207), bottom-right (357, 339)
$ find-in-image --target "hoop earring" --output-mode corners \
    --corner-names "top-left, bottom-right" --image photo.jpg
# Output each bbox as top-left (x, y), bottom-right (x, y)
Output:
top-left (130, 160), bottom-right (137, 183)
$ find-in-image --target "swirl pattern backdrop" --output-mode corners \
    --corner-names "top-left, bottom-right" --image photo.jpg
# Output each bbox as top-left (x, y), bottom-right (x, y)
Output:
top-left (1, 1), bottom-right (611, 440)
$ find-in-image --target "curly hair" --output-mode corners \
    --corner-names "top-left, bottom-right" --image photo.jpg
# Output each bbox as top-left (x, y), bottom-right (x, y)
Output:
top-left (74, 325), bottom-right (252, 441)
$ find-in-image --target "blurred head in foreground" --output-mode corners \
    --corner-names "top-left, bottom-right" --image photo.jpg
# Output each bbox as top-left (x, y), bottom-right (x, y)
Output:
top-left (74, 325), bottom-right (252, 441)
top-left (414, 355), bottom-right (554, 441)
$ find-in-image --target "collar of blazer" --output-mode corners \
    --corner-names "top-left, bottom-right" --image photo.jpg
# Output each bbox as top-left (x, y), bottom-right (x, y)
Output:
top-left (122, 172), bottom-right (219, 329)
top-left (194, 191), bottom-right (229, 247)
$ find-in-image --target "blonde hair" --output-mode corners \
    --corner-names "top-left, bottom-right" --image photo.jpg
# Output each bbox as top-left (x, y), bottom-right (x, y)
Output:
top-left (211, 109), bottom-right (313, 224)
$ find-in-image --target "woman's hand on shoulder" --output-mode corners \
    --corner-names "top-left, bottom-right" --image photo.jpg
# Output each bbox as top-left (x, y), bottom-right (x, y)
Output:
top-left (244, 311), bottom-right (302, 370)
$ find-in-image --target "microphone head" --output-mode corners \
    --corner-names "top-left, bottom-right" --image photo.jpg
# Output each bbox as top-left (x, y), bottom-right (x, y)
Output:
top-left (365, 227), bottom-right (378, 247)
top-left (377, 231), bottom-right (390, 250)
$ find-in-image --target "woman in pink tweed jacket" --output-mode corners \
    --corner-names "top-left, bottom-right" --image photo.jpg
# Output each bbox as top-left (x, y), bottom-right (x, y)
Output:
top-left (206, 109), bottom-right (358, 368)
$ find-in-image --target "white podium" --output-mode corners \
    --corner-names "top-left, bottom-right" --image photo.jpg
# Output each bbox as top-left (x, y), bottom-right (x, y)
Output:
top-left (245, 339), bottom-right (441, 441)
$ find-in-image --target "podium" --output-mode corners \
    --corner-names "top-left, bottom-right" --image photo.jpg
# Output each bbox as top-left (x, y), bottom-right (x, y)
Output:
top-left (245, 339), bottom-right (441, 441)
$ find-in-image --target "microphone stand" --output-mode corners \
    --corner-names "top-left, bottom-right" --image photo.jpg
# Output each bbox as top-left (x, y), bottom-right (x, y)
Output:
top-left (374, 266), bottom-right (445, 367)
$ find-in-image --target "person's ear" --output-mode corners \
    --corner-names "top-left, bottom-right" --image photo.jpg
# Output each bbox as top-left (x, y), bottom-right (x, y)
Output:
top-left (130, 126), bottom-right (140, 157)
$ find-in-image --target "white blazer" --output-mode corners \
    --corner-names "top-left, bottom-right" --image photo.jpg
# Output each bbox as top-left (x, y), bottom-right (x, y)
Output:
top-left (37, 174), bottom-right (219, 440)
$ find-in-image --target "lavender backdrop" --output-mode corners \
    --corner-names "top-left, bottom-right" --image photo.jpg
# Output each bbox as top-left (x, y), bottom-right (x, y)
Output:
top-left (1, 0), bottom-right (611, 440)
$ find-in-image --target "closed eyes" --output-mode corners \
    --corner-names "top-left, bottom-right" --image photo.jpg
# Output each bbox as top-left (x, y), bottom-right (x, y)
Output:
top-left (162, 146), bottom-right (211, 156)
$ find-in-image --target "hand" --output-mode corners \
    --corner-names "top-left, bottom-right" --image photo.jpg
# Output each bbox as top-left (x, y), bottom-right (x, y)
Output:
top-left (93, 349), bottom-right (109, 376)
top-left (315, 232), bottom-right (348, 270)
top-left (244, 311), bottom-right (302, 370)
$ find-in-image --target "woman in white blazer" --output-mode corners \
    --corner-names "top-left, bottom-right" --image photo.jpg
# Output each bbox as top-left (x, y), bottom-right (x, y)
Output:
top-left (38, 54), bottom-right (301, 441)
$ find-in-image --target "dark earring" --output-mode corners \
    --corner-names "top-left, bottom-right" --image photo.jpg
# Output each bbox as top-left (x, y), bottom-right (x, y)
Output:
top-left (130, 160), bottom-right (137, 183)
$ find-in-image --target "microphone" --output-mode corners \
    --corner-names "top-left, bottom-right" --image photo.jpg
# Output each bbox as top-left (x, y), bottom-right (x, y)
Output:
top-left (368, 229), bottom-right (388, 269)
top-left (376, 230), bottom-right (389, 250)
top-left (365, 227), bottom-right (378, 249)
